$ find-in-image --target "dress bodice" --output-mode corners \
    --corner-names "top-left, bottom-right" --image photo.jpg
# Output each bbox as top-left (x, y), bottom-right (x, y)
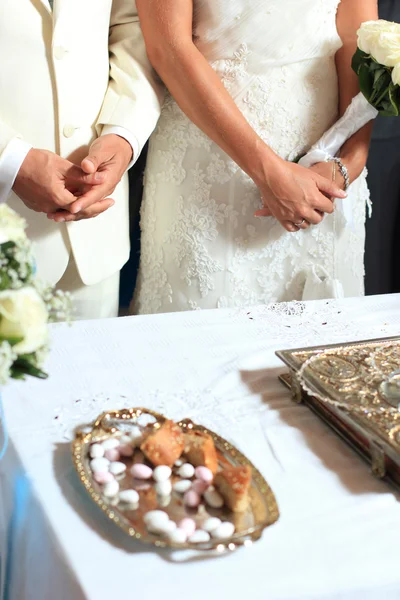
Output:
top-left (194, 0), bottom-right (342, 73)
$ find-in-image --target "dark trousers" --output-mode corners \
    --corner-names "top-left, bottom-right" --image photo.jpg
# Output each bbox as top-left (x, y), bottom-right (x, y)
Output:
top-left (364, 0), bottom-right (400, 295)
top-left (365, 136), bottom-right (400, 295)
top-left (119, 144), bottom-right (148, 309)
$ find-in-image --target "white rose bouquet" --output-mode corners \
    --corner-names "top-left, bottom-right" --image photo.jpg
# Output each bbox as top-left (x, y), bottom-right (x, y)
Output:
top-left (299, 19), bottom-right (400, 169)
top-left (0, 205), bottom-right (72, 384)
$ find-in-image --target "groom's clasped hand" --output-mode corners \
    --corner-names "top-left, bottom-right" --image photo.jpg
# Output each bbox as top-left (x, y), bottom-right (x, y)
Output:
top-left (13, 133), bottom-right (132, 223)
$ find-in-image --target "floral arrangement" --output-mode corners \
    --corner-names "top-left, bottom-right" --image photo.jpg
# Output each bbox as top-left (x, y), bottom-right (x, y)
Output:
top-left (353, 20), bottom-right (400, 115)
top-left (298, 19), bottom-right (400, 226)
top-left (0, 205), bottom-right (72, 384)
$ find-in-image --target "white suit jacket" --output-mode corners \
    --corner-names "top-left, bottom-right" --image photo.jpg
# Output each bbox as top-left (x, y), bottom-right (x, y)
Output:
top-left (0, 0), bottom-right (163, 285)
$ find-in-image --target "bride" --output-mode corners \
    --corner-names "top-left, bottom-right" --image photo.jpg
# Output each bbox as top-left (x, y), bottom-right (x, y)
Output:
top-left (132, 0), bottom-right (377, 315)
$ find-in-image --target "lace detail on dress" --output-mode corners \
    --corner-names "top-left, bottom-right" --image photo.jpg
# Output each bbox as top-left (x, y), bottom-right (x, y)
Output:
top-left (219, 43), bottom-right (251, 91)
top-left (165, 165), bottom-right (239, 298)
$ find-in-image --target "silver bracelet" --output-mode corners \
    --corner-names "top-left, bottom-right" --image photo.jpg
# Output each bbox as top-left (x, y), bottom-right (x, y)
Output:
top-left (325, 156), bottom-right (350, 191)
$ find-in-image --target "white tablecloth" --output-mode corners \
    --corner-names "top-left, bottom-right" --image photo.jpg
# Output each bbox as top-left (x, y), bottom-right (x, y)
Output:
top-left (2, 295), bottom-right (400, 600)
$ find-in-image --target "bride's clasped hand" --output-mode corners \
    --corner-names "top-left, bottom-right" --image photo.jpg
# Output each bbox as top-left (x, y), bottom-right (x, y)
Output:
top-left (253, 158), bottom-right (347, 232)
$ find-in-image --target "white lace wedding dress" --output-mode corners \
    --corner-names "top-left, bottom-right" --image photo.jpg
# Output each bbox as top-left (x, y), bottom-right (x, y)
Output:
top-left (133, 0), bottom-right (368, 315)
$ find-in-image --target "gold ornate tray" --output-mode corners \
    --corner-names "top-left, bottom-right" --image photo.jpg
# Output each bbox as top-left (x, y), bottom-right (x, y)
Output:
top-left (277, 336), bottom-right (400, 488)
top-left (72, 408), bottom-right (279, 552)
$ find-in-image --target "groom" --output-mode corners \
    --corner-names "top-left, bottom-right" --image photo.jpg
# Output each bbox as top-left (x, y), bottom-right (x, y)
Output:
top-left (0, 0), bottom-right (163, 319)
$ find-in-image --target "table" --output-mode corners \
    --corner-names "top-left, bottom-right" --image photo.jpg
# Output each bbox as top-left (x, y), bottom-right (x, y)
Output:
top-left (2, 295), bottom-right (400, 600)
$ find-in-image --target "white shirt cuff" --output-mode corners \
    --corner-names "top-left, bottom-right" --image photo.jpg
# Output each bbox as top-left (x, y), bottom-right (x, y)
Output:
top-left (0, 139), bottom-right (32, 204)
top-left (101, 125), bottom-right (140, 170)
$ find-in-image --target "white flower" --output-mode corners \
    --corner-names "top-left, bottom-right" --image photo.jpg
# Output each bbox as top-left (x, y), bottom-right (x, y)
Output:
top-left (0, 341), bottom-right (17, 385)
top-left (0, 287), bottom-right (49, 355)
top-left (358, 20), bottom-right (400, 66)
top-left (0, 205), bottom-right (27, 245)
top-left (393, 63), bottom-right (400, 86)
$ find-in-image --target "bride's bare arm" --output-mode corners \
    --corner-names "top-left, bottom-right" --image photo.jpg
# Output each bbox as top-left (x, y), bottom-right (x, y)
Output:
top-left (335, 0), bottom-right (378, 182)
top-left (137, 0), bottom-right (346, 231)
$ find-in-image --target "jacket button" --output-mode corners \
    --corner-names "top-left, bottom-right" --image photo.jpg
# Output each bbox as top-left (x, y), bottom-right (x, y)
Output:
top-left (54, 46), bottom-right (67, 60)
top-left (63, 124), bottom-right (75, 138)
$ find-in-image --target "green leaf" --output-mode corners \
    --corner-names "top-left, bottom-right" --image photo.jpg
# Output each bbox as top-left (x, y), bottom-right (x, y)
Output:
top-left (10, 369), bottom-right (26, 381)
top-left (388, 83), bottom-right (400, 116)
top-left (370, 61), bottom-right (383, 74)
top-left (352, 48), bottom-right (369, 76)
top-left (0, 273), bottom-right (11, 290)
top-left (13, 357), bottom-right (48, 380)
top-left (369, 68), bottom-right (387, 104)
top-left (0, 241), bottom-right (16, 252)
top-left (358, 62), bottom-right (374, 102)
top-left (379, 99), bottom-right (397, 116)
top-left (0, 335), bottom-right (24, 347)
top-left (373, 67), bottom-right (386, 87)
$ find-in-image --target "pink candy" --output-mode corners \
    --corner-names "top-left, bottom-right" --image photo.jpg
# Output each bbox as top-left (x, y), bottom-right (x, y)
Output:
top-left (104, 448), bottom-right (120, 462)
top-left (194, 466), bottom-right (213, 484)
top-left (130, 464), bottom-right (153, 479)
top-left (191, 480), bottom-right (208, 495)
top-left (94, 472), bottom-right (114, 484)
top-left (183, 490), bottom-right (201, 508)
top-left (119, 444), bottom-right (134, 457)
top-left (178, 518), bottom-right (196, 537)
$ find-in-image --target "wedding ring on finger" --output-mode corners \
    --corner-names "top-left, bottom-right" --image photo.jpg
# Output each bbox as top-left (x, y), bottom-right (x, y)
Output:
top-left (293, 218), bottom-right (308, 229)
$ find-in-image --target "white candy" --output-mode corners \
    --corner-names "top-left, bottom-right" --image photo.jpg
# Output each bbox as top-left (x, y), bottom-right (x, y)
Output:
top-left (119, 434), bottom-right (132, 445)
top-left (178, 463), bottom-right (195, 479)
top-left (162, 521), bottom-right (177, 534)
top-left (119, 490), bottom-right (139, 505)
top-left (90, 444), bottom-right (105, 459)
top-left (102, 438), bottom-right (120, 450)
top-left (90, 457), bottom-right (110, 473)
top-left (158, 495), bottom-right (171, 508)
top-left (168, 529), bottom-right (188, 544)
top-left (174, 459), bottom-right (183, 467)
top-left (211, 522), bottom-right (235, 540)
top-left (173, 479), bottom-right (192, 494)
top-left (188, 530), bottom-right (211, 544)
top-left (137, 414), bottom-right (156, 427)
top-left (147, 518), bottom-right (176, 535)
top-left (203, 488), bottom-right (224, 509)
top-left (130, 426), bottom-right (143, 446)
top-left (109, 462), bottom-right (127, 476)
top-left (202, 517), bottom-right (222, 533)
top-left (144, 510), bottom-right (169, 526)
top-left (155, 480), bottom-right (172, 497)
top-left (103, 480), bottom-right (119, 498)
top-left (153, 465), bottom-right (172, 482)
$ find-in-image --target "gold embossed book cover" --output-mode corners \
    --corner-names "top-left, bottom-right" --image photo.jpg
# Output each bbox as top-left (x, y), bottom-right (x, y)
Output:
top-left (277, 337), bottom-right (400, 489)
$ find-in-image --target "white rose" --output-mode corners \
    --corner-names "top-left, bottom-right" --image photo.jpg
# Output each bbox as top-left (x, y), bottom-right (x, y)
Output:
top-left (358, 20), bottom-right (400, 67)
top-left (358, 21), bottom-right (392, 54)
top-left (0, 206), bottom-right (27, 245)
top-left (393, 63), bottom-right (400, 86)
top-left (0, 287), bottom-right (48, 354)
